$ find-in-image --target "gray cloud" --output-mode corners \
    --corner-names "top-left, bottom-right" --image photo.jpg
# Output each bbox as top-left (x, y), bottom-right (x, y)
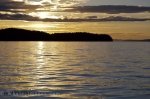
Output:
top-left (0, 13), bottom-right (39, 21)
top-left (0, 13), bottom-right (150, 22)
top-left (0, 0), bottom-right (40, 12)
top-left (64, 5), bottom-right (150, 14)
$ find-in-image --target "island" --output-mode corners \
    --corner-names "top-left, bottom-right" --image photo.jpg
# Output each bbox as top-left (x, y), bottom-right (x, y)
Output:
top-left (0, 28), bottom-right (113, 41)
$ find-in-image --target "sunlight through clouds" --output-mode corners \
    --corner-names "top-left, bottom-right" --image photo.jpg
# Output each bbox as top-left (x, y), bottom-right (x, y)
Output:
top-left (22, 0), bottom-right (88, 13)
top-left (12, 0), bottom-right (24, 2)
top-left (25, 0), bottom-right (87, 6)
top-left (0, 0), bottom-right (149, 21)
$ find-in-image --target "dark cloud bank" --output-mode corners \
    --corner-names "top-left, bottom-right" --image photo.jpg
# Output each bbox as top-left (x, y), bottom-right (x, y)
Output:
top-left (66, 5), bottom-right (150, 14)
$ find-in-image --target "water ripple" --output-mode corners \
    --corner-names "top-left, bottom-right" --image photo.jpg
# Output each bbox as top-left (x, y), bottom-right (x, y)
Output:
top-left (0, 42), bottom-right (150, 98)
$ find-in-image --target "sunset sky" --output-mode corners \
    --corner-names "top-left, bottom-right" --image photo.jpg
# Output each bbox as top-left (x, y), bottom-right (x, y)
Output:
top-left (0, 0), bottom-right (150, 40)
top-left (0, 0), bottom-right (150, 20)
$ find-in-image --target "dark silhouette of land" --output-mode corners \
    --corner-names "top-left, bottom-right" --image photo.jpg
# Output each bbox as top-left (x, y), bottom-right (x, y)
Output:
top-left (0, 28), bottom-right (113, 41)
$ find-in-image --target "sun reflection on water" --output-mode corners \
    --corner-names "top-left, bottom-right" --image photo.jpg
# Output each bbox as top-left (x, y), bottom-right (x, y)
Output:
top-left (33, 42), bottom-right (67, 90)
top-left (36, 42), bottom-right (45, 68)
top-left (33, 42), bottom-right (47, 89)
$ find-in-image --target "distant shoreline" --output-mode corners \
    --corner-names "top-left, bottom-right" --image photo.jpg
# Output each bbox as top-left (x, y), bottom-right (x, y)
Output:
top-left (0, 28), bottom-right (149, 42)
top-left (114, 39), bottom-right (150, 42)
top-left (0, 28), bottom-right (113, 41)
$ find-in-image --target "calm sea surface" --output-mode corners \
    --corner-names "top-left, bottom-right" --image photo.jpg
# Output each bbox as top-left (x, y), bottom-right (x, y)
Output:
top-left (0, 42), bottom-right (149, 99)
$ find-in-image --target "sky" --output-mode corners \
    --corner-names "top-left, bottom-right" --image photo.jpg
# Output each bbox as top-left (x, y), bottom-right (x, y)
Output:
top-left (0, 0), bottom-right (150, 40)
top-left (0, 0), bottom-right (150, 21)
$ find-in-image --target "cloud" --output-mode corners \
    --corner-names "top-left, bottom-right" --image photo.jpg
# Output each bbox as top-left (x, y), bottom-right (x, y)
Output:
top-left (2, 1), bottom-right (150, 14)
top-left (0, 13), bottom-right (39, 21)
top-left (0, 1), bottom-right (150, 21)
top-left (0, 12), bottom-right (150, 22)
top-left (86, 16), bottom-right (98, 19)
top-left (0, 0), bottom-right (40, 12)
top-left (0, 0), bottom-right (86, 12)
top-left (65, 5), bottom-right (150, 14)
top-left (24, 0), bottom-right (85, 6)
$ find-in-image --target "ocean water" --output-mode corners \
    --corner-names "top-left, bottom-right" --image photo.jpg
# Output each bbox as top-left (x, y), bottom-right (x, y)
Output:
top-left (0, 42), bottom-right (149, 99)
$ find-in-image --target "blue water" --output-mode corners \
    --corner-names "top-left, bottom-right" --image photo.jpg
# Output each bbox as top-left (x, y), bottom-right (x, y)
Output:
top-left (0, 42), bottom-right (149, 99)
